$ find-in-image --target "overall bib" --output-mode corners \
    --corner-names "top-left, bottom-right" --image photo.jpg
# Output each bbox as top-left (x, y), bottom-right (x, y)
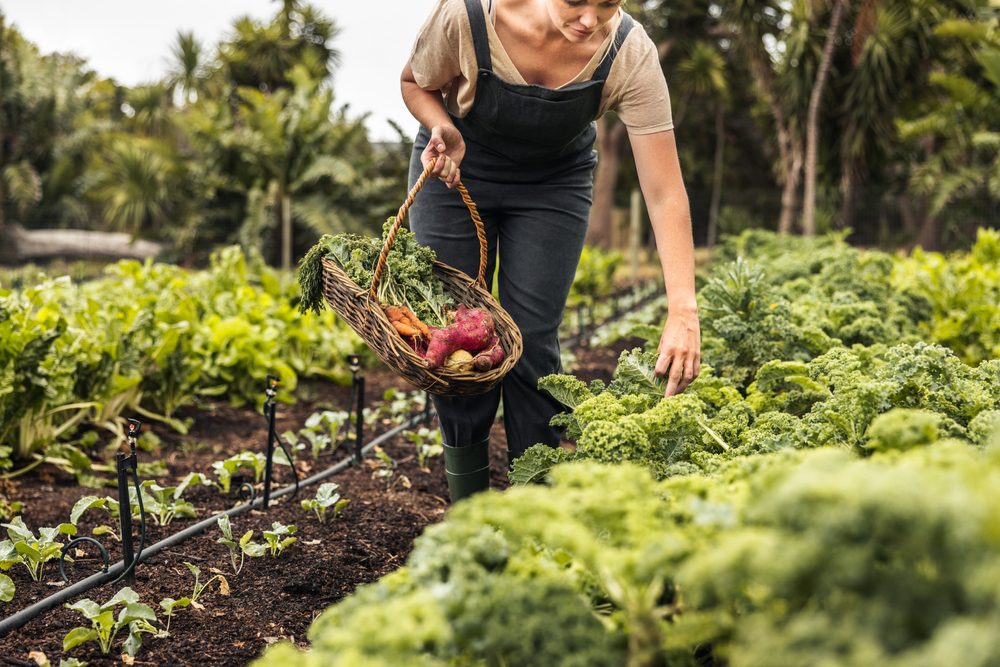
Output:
top-left (408, 0), bottom-right (635, 468)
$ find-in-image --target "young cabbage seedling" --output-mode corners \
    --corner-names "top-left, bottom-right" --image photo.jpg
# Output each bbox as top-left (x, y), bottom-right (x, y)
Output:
top-left (0, 516), bottom-right (77, 581)
top-left (182, 561), bottom-right (228, 606)
top-left (158, 595), bottom-right (191, 635)
top-left (366, 446), bottom-right (411, 491)
top-left (216, 515), bottom-right (267, 575)
top-left (404, 427), bottom-right (443, 471)
top-left (300, 483), bottom-right (350, 523)
top-left (262, 522), bottom-right (297, 557)
top-left (63, 586), bottom-right (158, 656)
top-left (211, 451), bottom-right (275, 493)
top-left (138, 481), bottom-right (197, 526)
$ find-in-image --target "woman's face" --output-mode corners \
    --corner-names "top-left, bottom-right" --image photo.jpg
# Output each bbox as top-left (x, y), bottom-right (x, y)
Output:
top-left (545, 0), bottom-right (622, 43)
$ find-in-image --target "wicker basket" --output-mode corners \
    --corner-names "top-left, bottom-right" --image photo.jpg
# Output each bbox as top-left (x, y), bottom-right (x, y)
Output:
top-left (319, 161), bottom-right (523, 397)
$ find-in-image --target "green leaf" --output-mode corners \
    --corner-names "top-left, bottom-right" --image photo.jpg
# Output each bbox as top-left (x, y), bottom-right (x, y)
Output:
top-left (160, 596), bottom-right (191, 613)
top-left (62, 626), bottom-right (99, 651)
top-left (66, 598), bottom-right (102, 620)
top-left (2, 516), bottom-right (35, 542)
top-left (119, 602), bottom-right (157, 625)
top-left (612, 348), bottom-right (666, 397)
top-left (0, 573), bottom-right (14, 602)
top-left (70, 496), bottom-right (106, 525)
top-left (104, 586), bottom-right (140, 608)
top-left (14, 541), bottom-right (41, 562)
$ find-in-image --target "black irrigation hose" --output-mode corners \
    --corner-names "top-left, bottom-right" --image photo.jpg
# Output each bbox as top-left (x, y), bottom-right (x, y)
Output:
top-left (0, 410), bottom-right (430, 638)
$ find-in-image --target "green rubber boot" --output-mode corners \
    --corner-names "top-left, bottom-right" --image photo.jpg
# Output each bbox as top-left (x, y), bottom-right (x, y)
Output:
top-left (443, 437), bottom-right (490, 503)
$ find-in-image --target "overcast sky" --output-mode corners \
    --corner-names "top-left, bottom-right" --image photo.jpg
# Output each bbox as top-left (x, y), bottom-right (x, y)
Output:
top-left (0, 0), bottom-right (438, 141)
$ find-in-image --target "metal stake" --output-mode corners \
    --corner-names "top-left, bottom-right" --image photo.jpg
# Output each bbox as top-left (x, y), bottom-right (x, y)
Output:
top-left (262, 375), bottom-right (279, 510)
top-left (116, 418), bottom-right (141, 585)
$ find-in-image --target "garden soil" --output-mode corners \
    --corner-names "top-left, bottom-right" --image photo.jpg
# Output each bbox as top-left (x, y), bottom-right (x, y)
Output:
top-left (0, 338), bottom-right (634, 666)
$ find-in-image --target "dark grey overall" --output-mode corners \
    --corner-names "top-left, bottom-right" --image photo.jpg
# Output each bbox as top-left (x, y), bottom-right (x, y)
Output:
top-left (408, 0), bottom-right (635, 465)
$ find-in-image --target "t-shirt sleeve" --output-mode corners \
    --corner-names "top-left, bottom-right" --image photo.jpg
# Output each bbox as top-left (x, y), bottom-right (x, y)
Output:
top-left (407, 0), bottom-right (477, 116)
top-left (607, 30), bottom-right (674, 135)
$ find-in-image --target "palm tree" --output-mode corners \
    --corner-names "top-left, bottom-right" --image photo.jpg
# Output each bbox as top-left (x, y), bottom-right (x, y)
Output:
top-left (234, 67), bottom-right (359, 269)
top-left (167, 31), bottom-right (204, 107)
top-left (218, 3), bottom-right (340, 93)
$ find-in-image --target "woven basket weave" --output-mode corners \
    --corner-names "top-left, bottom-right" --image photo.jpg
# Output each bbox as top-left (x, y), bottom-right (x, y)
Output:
top-left (320, 161), bottom-right (522, 397)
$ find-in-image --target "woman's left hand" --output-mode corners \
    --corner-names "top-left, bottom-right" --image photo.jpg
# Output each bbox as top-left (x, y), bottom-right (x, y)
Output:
top-left (654, 306), bottom-right (701, 397)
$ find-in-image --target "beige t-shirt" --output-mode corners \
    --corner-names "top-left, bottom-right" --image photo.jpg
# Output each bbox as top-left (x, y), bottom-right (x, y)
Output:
top-left (408, 0), bottom-right (673, 135)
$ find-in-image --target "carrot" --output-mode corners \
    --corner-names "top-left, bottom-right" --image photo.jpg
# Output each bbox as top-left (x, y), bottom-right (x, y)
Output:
top-left (384, 305), bottom-right (430, 338)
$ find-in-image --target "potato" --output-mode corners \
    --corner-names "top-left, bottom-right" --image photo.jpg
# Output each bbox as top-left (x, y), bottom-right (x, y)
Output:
top-left (444, 349), bottom-right (475, 371)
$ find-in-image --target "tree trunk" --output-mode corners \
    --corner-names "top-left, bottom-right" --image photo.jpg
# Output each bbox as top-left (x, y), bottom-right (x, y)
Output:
top-left (0, 224), bottom-right (162, 263)
top-left (281, 190), bottom-right (293, 272)
top-left (915, 215), bottom-right (942, 251)
top-left (778, 150), bottom-right (803, 234)
top-left (706, 106), bottom-right (726, 248)
top-left (838, 160), bottom-right (859, 230)
top-left (587, 116), bottom-right (629, 247)
top-left (803, 0), bottom-right (849, 236)
top-left (745, 52), bottom-right (802, 234)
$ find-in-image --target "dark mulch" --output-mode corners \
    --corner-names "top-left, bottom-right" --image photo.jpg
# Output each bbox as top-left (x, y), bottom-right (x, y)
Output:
top-left (0, 336), bottom-right (631, 665)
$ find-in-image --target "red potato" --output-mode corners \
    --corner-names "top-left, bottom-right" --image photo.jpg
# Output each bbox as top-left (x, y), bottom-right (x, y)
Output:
top-left (472, 337), bottom-right (506, 371)
top-left (424, 306), bottom-right (496, 368)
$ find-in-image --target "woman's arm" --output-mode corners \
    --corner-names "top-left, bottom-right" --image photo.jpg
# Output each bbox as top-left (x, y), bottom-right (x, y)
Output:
top-left (629, 129), bottom-right (701, 396)
top-left (401, 63), bottom-right (464, 188)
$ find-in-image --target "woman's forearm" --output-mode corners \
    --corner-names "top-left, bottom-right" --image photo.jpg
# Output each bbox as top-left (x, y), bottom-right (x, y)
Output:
top-left (647, 193), bottom-right (697, 313)
top-left (631, 130), bottom-right (697, 313)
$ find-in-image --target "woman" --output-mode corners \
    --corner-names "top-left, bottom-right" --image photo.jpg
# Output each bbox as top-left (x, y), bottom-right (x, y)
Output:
top-left (401, 0), bottom-right (701, 501)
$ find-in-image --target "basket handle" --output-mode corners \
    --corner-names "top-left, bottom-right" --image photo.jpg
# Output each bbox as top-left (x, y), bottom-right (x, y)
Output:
top-left (370, 158), bottom-right (488, 299)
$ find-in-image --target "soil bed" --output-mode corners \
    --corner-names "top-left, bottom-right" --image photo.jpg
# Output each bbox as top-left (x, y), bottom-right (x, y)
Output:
top-left (0, 335), bottom-right (635, 665)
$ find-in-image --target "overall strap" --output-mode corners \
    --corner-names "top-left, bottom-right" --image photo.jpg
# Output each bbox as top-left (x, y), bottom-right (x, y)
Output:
top-left (591, 13), bottom-right (636, 82)
top-left (464, 0), bottom-right (493, 72)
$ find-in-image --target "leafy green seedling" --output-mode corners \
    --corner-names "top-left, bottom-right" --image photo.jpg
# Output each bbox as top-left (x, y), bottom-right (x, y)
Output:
top-left (138, 481), bottom-right (197, 526)
top-left (367, 446), bottom-right (411, 491)
top-left (262, 522), bottom-right (297, 557)
top-left (301, 483), bottom-right (350, 523)
top-left (182, 561), bottom-right (227, 606)
top-left (217, 515), bottom-right (267, 575)
top-left (158, 596), bottom-right (191, 635)
top-left (0, 516), bottom-right (77, 581)
top-left (175, 471), bottom-right (214, 496)
top-left (0, 496), bottom-right (24, 522)
top-left (63, 586), bottom-right (157, 656)
top-left (211, 451), bottom-right (276, 493)
top-left (404, 427), bottom-right (443, 471)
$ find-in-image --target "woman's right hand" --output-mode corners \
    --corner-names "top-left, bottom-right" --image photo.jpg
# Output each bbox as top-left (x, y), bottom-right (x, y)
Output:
top-left (421, 123), bottom-right (466, 189)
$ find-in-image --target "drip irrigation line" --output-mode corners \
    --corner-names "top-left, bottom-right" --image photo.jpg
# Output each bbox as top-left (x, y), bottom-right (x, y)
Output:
top-left (0, 410), bottom-right (430, 638)
top-left (560, 282), bottom-right (662, 350)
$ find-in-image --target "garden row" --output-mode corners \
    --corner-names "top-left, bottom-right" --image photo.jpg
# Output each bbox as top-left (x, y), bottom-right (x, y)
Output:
top-left (254, 229), bottom-right (1000, 667)
top-left (0, 245), bottom-right (644, 665)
